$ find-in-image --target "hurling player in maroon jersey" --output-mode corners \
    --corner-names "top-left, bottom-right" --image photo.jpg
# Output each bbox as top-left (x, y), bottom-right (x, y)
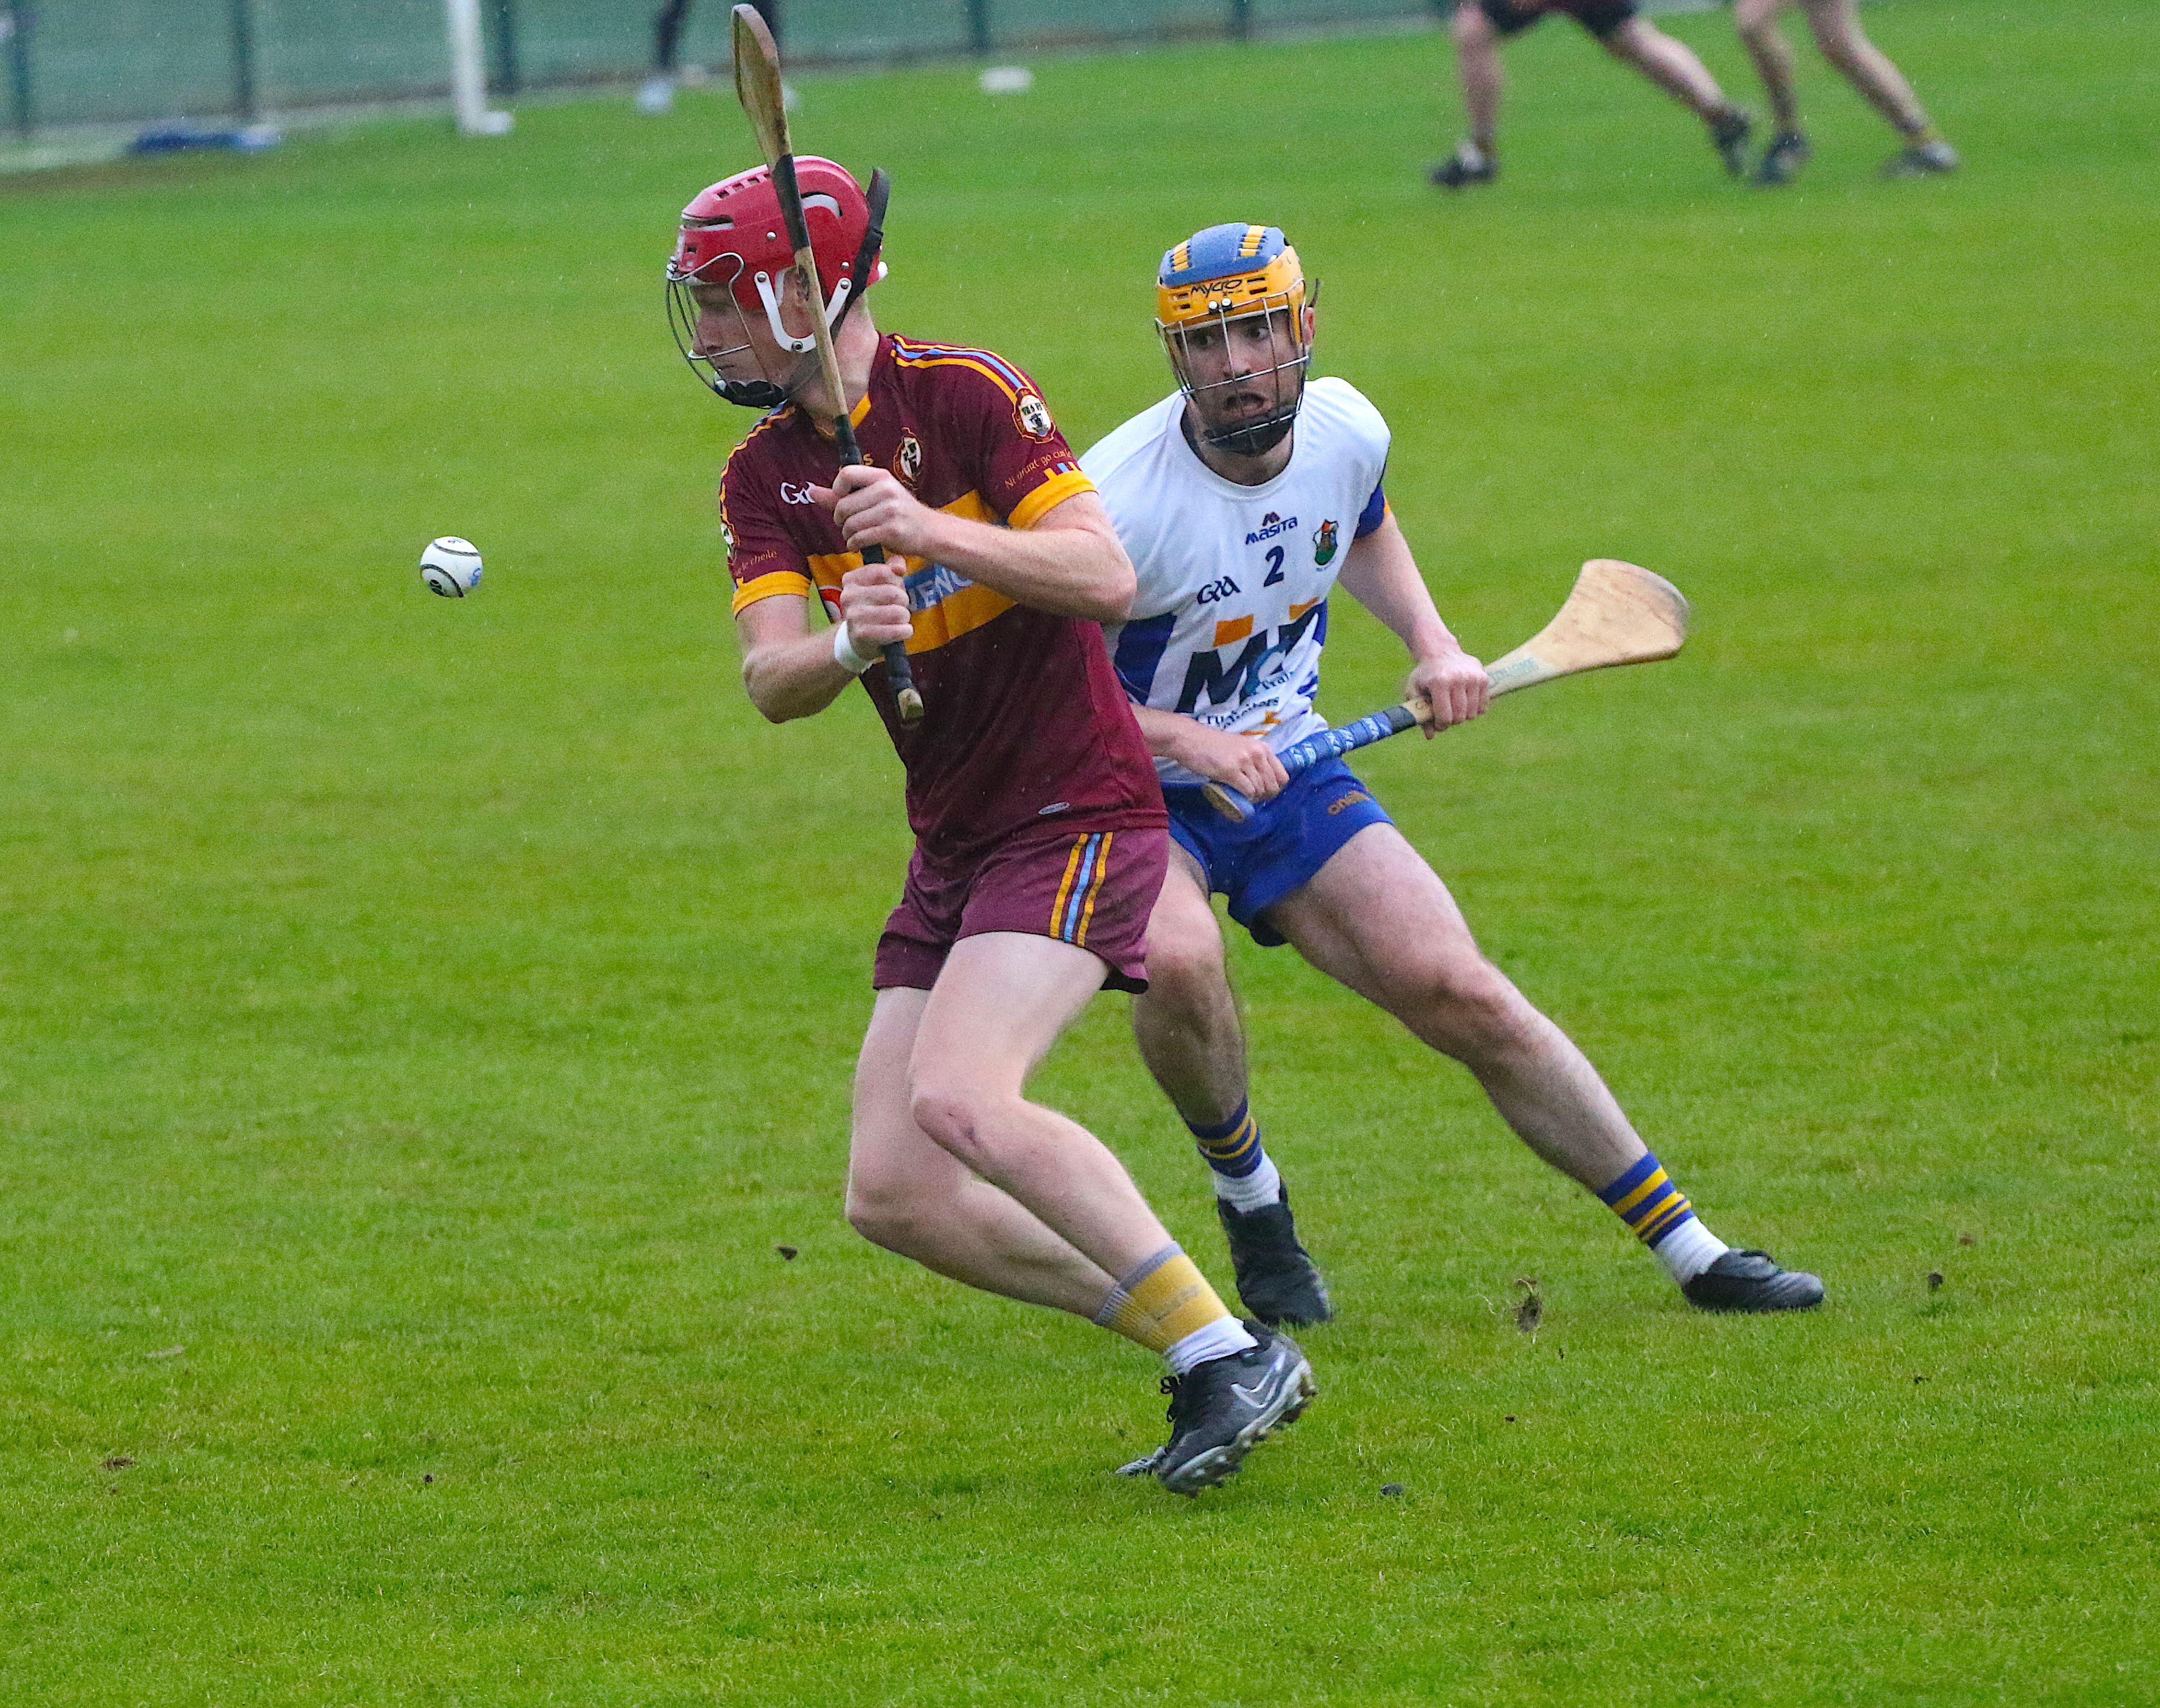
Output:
top-left (665, 159), bottom-right (1314, 1493)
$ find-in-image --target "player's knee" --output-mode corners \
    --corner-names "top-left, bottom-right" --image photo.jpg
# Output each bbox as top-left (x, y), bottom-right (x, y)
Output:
top-left (1451, 3), bottom-right (1492, 49)
top-left (1140, 915), bottom-right (1228, 1009)
top-left (1732, 0), bottom-right (1780, 38)
top-left (908, 1080), bottom-right (1006, 1172)
top-left (1390, 950), bottom-right (1527, 1059)
top-left (844, 1183), bottom-right (910, 1252)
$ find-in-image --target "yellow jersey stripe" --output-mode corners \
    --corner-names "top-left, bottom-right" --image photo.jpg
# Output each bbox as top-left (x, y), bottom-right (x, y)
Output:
top-left (730, 568), bottom-right (813, 615)
top-left (888, 351), bottom-right (1021, 403)
top-left (1008, 468), bottom-right (1094, 531)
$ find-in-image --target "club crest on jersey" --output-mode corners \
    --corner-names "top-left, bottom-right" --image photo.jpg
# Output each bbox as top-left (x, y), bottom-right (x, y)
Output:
top-left (1244, 511), bottom-right (1298, 545)
top-left (894, 431), bottom-right (924, 488)
top-left (1014, 391), bottom-right (1054, 441)
top-left (1313, 519), bottom-right (1339, 566)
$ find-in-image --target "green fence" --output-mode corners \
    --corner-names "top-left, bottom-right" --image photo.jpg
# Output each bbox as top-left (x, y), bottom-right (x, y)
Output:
top-left (1, 0), bottom-right (1439, 137)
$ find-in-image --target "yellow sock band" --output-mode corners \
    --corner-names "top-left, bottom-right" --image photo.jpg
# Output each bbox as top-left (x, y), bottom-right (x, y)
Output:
top-left (1092, 1245), bottom-right (1234, 1355)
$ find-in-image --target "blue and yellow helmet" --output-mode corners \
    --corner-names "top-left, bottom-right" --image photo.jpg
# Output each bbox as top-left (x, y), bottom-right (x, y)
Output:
top-left (1156, 222), bottom-right (1308, 331)
top-left (1155, 222), bottom-right (1314, 457)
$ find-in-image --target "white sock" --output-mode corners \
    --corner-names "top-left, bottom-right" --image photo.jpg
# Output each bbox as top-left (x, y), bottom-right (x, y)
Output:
top-left (1213, 1154), bottom-right (1283, 1215)
top-left (1653, 1216), bottom-right (1730, 1286)
top-left (1166, 1314), bottom-right (1257, 1377)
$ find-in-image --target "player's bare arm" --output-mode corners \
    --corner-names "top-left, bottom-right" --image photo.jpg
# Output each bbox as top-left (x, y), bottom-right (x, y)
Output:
top-left (815, 468), bottom-right (1137, 622)
top-left (735, 570), bottom-right (914, 724)
top-left (1132, 706), bottom-right (1291, 804)
top-left (1334, 510), bottom-right (1489, 734)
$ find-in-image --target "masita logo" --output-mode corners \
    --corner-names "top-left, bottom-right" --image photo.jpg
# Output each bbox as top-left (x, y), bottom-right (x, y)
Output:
top-left (1244, 511), bottom-right (1298, 545)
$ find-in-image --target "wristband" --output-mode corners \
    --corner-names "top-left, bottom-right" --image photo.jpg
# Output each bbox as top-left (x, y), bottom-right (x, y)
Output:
top-left (832, 621), bottom-right (877, 676)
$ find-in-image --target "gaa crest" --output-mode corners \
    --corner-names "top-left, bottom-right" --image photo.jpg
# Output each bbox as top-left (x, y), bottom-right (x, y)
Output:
top-left (894, 430), bottom-right (924, 488)
top-left (1313, 519), bottom-right (1339, 566)
top-left (1014, 391), bottom-right (1054, 441)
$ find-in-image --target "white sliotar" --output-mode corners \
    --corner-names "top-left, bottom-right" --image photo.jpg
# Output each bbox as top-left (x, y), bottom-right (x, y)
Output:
top-left (420, 536), bottom-right (483, 597)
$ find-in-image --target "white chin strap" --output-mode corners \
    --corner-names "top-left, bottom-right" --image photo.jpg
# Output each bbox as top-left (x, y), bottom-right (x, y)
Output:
top-left (752, 269), bottom-right (853, 355)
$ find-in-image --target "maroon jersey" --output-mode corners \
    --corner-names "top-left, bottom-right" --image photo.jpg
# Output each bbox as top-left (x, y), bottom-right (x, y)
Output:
top-left (721, 334), bottom-right (1165, 853)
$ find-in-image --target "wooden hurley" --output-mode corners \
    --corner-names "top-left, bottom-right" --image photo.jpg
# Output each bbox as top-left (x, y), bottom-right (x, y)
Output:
top-left (731, 4), bottom-right (923, 725)
top-left (1203, 559), bottom-right (1691, 821)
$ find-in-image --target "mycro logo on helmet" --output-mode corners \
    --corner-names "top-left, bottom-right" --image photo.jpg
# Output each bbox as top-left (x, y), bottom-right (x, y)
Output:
top-left (1244, 512), bottom-right (1298, 545)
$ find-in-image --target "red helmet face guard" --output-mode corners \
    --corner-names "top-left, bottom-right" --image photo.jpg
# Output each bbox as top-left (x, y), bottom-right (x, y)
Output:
top-left (664, 158), bottom-right (887, 408)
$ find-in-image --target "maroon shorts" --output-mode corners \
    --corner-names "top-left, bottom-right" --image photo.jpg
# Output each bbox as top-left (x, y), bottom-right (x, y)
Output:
top-left (873, 818), bottom-right (1169, 995)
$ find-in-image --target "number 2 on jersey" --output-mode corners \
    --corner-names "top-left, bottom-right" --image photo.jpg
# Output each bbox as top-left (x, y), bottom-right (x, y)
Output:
top-left (1262, 544), bottom-right (1286, 586)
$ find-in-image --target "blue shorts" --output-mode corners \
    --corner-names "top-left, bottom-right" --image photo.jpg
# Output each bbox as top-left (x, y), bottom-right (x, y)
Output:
top-left (1163, 756), bottom-right (1394, 947)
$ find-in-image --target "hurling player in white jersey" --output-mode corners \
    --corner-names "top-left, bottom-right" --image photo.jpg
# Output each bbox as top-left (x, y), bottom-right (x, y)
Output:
top-left (1086, 223), bottom-right (1824, 1331)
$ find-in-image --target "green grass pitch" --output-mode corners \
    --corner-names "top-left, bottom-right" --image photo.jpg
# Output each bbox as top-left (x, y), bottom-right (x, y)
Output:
top-left (3, 2), bottom-right (2156, 1700)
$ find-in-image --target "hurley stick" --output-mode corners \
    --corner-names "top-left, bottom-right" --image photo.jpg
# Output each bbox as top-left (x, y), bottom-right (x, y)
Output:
top-left (731, 4), bottom-right (923, 725)
top-left (1203, 559), bottom-right (1690, 821)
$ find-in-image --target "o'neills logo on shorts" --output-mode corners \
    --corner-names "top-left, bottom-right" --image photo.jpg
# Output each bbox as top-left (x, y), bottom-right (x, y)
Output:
top-left (1244, 511), bottom-right (1298, 544)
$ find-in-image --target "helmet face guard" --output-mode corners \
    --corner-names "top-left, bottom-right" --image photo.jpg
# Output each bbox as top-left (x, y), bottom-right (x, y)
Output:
top-left (1155, 224), bottom-right (1313, 458)
top-left (664, 161), bottom-right (888, 410)
top-left (666, 255), bottom-right (830, 409)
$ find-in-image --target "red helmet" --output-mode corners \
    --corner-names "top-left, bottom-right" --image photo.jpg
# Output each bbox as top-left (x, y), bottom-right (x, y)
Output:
top-left (666, 158), bottom-right (887, 407)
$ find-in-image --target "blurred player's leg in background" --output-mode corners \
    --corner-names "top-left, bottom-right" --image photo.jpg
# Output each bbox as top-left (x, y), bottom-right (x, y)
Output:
top-left (645, 0), bottom-right (772, 113)
top-left (1732, 0), bottom-right (1811, 183)
top-left (1736, 0), bottom-right (1954, 185)
top-left (1596, 15), bottom-right (1754, 176)
top-left (1131, 855), bottom-right (1332, 1327)
top-left (1431, 1), bottom-right (1505, 189)
top-left (640, 0), bottom-right (693, 113)
top-left (1267, 826), bottom-right (1821, 1310)
top-left (1805, 0), bottom-right (1957, 177)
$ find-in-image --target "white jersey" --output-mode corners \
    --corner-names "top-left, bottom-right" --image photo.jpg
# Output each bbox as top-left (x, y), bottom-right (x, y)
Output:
top-left (1085, 377), bottom-right (1391, 788)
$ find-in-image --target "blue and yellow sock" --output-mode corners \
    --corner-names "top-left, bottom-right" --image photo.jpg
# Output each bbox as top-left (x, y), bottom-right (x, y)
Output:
top-left (1597, 1152), bottom-right (1729, 1285)
top-left (1185, 1100), bottom-right (1283, 1214)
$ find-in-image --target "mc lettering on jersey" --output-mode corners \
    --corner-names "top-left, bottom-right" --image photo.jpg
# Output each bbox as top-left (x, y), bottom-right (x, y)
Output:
top-left (1243, 511), bottom-right (1299, 545)
top-left (1175, 603), bottom-right (1325, 713)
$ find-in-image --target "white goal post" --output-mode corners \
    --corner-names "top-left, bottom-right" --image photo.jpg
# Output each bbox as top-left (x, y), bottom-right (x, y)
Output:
top-left (445, 0), bottom-right (513, 135)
